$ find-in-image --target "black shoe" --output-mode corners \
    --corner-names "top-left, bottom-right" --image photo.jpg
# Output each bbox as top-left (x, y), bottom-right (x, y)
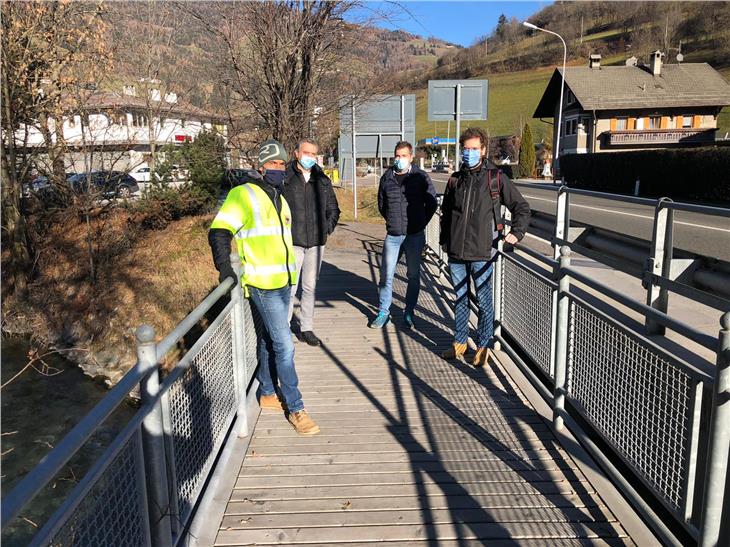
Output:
top-left (300, 331), bottom-right (321, 346)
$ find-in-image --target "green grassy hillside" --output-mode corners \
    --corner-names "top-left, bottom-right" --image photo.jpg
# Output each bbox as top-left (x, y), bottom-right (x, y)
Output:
top-left (414, 67), bottom-right (555, 144)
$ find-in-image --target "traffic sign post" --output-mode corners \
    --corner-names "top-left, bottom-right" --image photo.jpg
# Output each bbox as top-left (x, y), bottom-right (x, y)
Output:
top-left (427, 79), bottom-right (488, 171)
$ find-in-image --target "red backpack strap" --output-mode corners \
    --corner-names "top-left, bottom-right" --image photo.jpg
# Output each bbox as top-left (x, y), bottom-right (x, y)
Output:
top-left (487, 169), bottom-right (504, 231)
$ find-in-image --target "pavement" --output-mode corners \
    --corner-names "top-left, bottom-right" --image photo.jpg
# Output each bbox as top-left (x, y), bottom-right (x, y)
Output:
top-left (429, 173), bottom-right (730, 262)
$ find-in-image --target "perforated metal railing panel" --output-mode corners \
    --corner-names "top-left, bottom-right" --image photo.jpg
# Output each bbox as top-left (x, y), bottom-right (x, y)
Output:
top-left (567, 298), bottom-right (693, 512)
top-left (501, 258), bottom-right (555, 377)
top-left (50, 431), bottom-right (148, 547)
top-left (168, 311), bottom-right (237, 523)
top-left (241, 299), bottom-right (260, 387)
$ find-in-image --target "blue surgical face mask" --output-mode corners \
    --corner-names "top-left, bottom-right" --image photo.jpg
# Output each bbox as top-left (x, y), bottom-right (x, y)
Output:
top-left (462, 149), bottom-right (481, 168)
top-left (263, 168), bottom-right (286, 188)
top-left (394, 158), bottom-right (410, 172)
top-left (299, 156), bottom-right (316, 170)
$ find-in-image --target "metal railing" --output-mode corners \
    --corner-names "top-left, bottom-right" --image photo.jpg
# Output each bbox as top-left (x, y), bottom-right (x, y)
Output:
top-left (1, 253), bottom-right (257, 547)
top-left (423, 201), bottom-right (730, 547)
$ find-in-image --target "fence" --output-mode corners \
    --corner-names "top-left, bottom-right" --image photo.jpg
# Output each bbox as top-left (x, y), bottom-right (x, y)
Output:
top-left (1, 253), bottom-right (257, 547)
top-left (423, 197), bottom-right (730, 547)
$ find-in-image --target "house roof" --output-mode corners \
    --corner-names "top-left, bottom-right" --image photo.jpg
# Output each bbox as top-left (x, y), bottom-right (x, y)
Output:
top-left (81, 91), bottom-right (224, 122)
top-left (533, 63), bottom-right (730, 117)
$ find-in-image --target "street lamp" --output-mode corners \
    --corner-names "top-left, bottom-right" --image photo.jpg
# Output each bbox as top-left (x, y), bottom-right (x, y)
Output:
top-left (523, 21), bottom-right (566, 183)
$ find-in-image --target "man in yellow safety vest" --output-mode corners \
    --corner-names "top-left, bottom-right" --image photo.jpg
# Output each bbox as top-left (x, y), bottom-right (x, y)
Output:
top-left (208, 139), bottom-right (320, 436)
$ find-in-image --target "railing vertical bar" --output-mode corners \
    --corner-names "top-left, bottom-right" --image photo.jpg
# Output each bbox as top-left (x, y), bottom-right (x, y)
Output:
top-left (492, 239), bottom-right (504, 350)
top-left (682, 379), bottom-right (704, 525)
top-left (137, 325), bottom-right (174, 547)
top-left (159, 389), bottom-right (180, 539)
top-left (230, 252), bottom-right (250, 438)
top-left (699, 312), bottom-right (730, 547)
top-left (554, 186), bottom-right (570, 259)
top-left (645, 198), bottom-right (673, 335)
top-left (553, 245), bottom-right (571, 430)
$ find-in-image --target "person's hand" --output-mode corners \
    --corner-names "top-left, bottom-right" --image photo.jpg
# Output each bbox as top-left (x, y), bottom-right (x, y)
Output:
top-left (218, 263), bottom-right (238, 285)
top-left (504, 233), bottom-right (519, 245)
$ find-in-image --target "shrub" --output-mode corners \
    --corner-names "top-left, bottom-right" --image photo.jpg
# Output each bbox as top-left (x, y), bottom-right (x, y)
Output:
top-left (518, 123), bottom-right (536, 178)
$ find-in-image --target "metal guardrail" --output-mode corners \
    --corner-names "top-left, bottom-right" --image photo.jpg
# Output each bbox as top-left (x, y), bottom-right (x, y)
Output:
top-left (1, 253), bottom-right (257, 546)
top-left (423, 204), bottom-right (730, 547)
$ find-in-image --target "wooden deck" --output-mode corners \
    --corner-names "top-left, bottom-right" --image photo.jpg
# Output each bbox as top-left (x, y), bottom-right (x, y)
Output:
top-left (213, 243), bottom-right (633, 546)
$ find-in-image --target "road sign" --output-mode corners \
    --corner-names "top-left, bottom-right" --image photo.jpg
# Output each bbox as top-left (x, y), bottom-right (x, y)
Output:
top-left (432, 137), bottom-right (439, 146)
top-left (428, 80), bottom-right (488, 169)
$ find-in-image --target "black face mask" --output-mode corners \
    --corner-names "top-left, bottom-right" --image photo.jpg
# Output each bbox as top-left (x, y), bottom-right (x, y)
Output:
top-left (263, 169), bottom-right (286, 188)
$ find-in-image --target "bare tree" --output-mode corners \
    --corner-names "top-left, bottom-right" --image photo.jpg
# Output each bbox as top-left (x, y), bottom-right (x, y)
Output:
top-left (1, 1), bottom-right (111, 294)
top-left (185, 1), bottom-right (395, 153)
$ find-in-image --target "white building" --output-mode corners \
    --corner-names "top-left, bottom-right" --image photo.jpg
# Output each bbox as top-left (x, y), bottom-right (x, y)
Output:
top-left (16, 85), bottom-right (227, 173)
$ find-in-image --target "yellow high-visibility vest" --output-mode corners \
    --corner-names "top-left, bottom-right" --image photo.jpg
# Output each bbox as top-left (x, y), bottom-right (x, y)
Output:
top-left (211, 183), bottom-right (297, 291)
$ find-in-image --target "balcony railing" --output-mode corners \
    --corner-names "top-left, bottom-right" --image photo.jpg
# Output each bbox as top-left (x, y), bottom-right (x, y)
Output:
top-left (607, 128), bottom-right (716, 145)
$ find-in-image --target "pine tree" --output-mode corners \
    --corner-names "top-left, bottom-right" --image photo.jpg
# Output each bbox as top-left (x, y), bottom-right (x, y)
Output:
top-left (519, 123), bottom-right (536, 178)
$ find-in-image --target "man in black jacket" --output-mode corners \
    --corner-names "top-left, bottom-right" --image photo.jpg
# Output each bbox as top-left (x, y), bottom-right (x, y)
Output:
top-left (283, 139), bottom-right (340, 346)
top-left (440, 127), bottom-right (530, 367)
top-left (371, 141), bottom-right (438, 329)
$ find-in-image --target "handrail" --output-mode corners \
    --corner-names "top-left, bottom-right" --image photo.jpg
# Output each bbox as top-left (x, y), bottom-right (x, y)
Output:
top-left (1, 276), bottom-right (236, 532)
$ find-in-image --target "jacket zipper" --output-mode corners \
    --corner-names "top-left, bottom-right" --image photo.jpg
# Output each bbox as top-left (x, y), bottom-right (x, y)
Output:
top-left (303, 172), bottom-right (310, 246)
top-left (460, 175), bottom-right (472, 258)
top-left (265, 186), bottom-right (292, 287)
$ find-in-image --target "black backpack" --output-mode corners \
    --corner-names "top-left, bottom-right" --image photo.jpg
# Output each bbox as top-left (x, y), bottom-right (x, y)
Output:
top-left (447, 168), bottom-right (504, 231)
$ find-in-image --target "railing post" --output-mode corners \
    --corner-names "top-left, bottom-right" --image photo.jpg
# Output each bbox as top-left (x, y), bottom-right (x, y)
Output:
top-left (699, 312), bottom-right (730, 547)
top-left (645, 198), bottom-right (673, 335)
top-left (492, 239), bottom-right (504, 351)
top-left (553, 246), bottom-right (571, 431)
top-left (137, 325), bottom-right (173, 547)
top-left (230, 252), bottom-right (250, 438)
top-left (554, 186), bottom-right (570, 259)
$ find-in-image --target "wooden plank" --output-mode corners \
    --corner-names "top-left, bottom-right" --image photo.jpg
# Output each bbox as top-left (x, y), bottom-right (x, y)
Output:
top-left (215, 520), bottom-right (628, 545)
top-left (220, 506), bottom-right (617, 529)
top-left (224, 493), bottom-right (609, 516)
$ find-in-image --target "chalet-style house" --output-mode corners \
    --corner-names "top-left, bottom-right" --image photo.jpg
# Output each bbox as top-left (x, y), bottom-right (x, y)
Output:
top-left (18, 84), bottom-right (226, 173)
top-left (533, 52), bottom-right (730, 160)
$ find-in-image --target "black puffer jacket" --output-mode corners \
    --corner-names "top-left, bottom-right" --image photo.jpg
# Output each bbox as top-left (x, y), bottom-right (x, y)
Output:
top-left (440, 161), bottom-right (530, 261)
top-left (377, 165), bottom-right (438, 236)
top-left (282, 162), bottom-right (340, 248)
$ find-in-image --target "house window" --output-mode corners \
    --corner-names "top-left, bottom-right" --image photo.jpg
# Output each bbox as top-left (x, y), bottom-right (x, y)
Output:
top-left (566, 89), bottom-right (576, 105)
top-left (615, 117), bottom-right (628, 131)
top-left (67, 116), bottom-right (77, 128)
top-left (648, 116), bottom-right (661, 129)
top-left (564, 118), bottom-right (578, 136)
top-left (682, 116), bottom-right (693, 128)
top-left (132, 112), bottom-right (148, 127)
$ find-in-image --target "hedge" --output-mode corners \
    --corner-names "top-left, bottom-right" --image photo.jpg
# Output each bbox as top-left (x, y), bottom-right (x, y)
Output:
top-left (559, 147), bottom-right (730, 205)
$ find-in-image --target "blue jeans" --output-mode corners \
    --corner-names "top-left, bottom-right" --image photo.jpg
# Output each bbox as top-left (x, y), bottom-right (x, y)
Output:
top-left (448, 259), bottom-right (494, 348)
top-left (249, 286), bottom-right (304, 413)
top-left (378, 231), bottom-right (425, 314)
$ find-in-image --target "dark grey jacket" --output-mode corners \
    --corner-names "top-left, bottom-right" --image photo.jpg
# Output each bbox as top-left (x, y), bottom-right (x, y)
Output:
top-left (377, 165), bottom-right (438, 236)
top-left (440, 161), bottom-right (530, 261)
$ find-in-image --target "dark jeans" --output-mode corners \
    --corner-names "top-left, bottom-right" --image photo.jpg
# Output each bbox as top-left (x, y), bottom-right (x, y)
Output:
top-left (448, 259), bottom-right (494, 348)
top-left (249, 285), bottom-right (304, 413)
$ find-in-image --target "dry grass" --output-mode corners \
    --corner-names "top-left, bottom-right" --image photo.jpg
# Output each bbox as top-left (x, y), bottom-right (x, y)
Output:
top-left (334, 186), bottom-right (384, 224)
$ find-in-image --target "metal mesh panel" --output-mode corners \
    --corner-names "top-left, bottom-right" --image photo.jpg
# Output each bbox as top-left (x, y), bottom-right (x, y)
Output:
top-left (168, 312), bottom-right (237, 523)
top-left (50, 432), bottom-right (148, 547)
top-left (241, 298), bottom-right (260, 386)
top-left (568, 299), bottom-right (692, 511)
top-left (501, 258), bottom-right (555, 376)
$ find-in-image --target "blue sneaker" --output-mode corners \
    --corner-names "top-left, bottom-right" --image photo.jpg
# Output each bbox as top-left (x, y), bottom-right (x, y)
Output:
top-left (403, 311), bottom-right (415, 329)
top-left (369, 311), bottom-right (390, 329)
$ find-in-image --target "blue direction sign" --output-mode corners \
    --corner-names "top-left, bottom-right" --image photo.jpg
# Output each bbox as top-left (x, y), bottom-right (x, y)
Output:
top-left (432, 137), bottom-right (439, 146)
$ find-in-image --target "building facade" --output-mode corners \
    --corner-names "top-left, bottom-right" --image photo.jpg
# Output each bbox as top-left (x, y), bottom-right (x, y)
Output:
top-left (533, 52), bottom-right (730, 160)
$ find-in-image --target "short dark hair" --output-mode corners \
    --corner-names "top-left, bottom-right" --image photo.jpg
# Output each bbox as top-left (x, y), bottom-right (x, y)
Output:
top-left (459, 127), bottom-right (488, 148)
top-left (394, 140), bottom-right (413, 154)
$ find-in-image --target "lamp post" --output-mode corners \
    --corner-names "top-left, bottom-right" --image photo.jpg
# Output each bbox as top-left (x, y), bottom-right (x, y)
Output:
top-left (523, 21), bottom-right (566, 183)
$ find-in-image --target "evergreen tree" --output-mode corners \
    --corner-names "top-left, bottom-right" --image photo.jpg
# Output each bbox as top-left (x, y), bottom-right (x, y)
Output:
top-left (518, 123), bottom-right (536, 178)
top-left (180, 130), bottom-right (226, 201)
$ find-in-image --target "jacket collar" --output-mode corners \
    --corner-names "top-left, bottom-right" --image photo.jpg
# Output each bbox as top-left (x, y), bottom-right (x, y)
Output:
top-left (285, 160), bottom-right (321, 184)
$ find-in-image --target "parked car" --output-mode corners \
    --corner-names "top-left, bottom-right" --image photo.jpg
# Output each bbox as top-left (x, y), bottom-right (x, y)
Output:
top-left (70, 171), bottom-right (140, 198)
top-left (431, 162), bottom-right (448, 173)
top-left (22, 175), bottom-right (50, 198)
top-left (129, 164), bottom-right (153, 183)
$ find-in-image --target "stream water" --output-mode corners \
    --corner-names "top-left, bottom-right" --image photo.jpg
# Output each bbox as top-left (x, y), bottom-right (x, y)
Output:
top-left (1, 336), bottom-right (137, 545)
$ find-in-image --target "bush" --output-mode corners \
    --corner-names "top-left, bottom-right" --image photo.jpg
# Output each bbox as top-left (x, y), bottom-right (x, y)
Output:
top-left (138, 184), bottom-right (213, 230)
top-left (518, 124), bottom-right (535, 178)
top-left (560, 147), bottom-right (730, 204)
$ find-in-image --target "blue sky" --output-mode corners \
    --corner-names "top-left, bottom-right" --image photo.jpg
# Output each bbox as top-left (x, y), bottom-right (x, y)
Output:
top-left (349, 1), bottom-right (551, 47)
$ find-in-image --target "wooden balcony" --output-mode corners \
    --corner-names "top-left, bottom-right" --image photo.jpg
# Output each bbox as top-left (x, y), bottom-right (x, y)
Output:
top-left (607, 128), bottom-right (716, 145)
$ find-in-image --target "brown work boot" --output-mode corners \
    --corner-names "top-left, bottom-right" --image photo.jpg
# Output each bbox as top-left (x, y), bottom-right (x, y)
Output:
top-left (471, 347), bottom-right (493, 368)
top-left (287, 410), bottom-right (320, 436)
top-left (441, 342), bottom-right (467, 361)
top-left (259, 394), bottom-right (285, 412)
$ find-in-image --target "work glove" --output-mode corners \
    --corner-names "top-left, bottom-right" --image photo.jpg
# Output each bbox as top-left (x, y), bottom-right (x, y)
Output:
top-left (218, 263), bottom-right (238, 286)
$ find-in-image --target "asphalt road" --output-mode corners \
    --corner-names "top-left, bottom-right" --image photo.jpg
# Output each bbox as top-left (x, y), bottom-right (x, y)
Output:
top-left (429, 173), bottom-right (730, 261)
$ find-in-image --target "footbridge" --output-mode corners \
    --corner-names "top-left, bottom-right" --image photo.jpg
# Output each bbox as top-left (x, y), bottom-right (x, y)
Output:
top-left (3, 191), bottom-right (730, 547)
